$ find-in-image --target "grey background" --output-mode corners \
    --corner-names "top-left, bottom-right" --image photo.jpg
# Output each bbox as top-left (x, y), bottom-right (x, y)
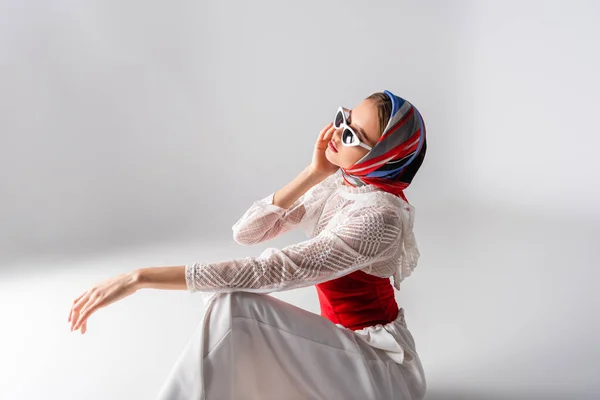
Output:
top-left (1, 0), bottom-right (598, 399)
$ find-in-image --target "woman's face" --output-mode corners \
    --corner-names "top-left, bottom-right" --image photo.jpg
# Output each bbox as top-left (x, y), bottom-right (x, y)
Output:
top-left (325, 98), bottom-right (382, 169)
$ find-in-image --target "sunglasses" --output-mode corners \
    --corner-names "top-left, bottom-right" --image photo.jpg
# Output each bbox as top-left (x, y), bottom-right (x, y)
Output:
top-left (333, 106), bottom-right (372, 151)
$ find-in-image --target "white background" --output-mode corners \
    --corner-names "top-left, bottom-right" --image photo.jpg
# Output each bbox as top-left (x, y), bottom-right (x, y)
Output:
top-left (1, 0), bottom-right (598, 399)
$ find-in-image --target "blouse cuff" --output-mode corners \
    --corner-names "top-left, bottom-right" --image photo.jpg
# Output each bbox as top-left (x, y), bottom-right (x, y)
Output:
top-left (185, 263), bottom-right (199, 293)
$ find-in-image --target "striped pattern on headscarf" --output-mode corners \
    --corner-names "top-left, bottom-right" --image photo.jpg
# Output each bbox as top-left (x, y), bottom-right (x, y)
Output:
top-left (340, 90), bottom-right (427, 204)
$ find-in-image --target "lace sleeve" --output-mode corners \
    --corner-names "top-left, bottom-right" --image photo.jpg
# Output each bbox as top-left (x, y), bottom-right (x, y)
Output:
top-left (231, 173), bottom-right (339, 246)
top-left (187, 205), bottom-right (402, 294)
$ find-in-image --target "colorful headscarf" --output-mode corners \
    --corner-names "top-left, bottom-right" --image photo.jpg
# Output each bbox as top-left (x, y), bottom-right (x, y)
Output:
top-left (340, 90), bottom-right (427, 204)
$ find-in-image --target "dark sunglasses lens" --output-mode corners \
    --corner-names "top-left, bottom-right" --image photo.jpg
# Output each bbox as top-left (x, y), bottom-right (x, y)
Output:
top-left (334, 110), bottom-right (344, 128)
top-left (342, 129), bottom-right (356, 145)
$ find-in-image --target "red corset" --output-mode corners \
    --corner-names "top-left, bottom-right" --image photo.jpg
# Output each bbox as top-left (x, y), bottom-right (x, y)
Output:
top-left (315, 270), bottom-right (399, 331)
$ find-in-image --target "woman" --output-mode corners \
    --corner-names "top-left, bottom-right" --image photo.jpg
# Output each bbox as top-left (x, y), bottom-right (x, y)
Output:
top-left (68, 89), bottom-right (428, 399)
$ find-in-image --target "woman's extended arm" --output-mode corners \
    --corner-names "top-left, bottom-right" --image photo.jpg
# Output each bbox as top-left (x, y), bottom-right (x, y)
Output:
top-left (188, 205), bottom-right (402, 294)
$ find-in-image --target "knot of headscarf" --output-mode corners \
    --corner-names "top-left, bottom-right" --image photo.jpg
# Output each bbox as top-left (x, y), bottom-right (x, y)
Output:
top-left (340, 90), bottom-right (427, 204)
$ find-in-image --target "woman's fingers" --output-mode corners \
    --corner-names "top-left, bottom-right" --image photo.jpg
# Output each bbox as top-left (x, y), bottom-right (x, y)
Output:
top-left (70, 291), bottom-right (92, 331)
top-left (68, 293), bottom-right (86, 323)
top-left (69, 273), bottom-right (140, 334)
top-left (319, 122), bottom-right (333, 141)
top-left (74, 298), bottom-right (99, 331)
top-left (321, 125), bottom-right (335, 144)
top-left (75, 291), bottom-right (105, 331)
top-left (326, 124), bottom-right (336, 140)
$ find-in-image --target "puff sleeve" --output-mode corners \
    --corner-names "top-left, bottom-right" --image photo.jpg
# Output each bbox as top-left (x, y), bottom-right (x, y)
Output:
top-left (231, 173), bottom-right (339, 245)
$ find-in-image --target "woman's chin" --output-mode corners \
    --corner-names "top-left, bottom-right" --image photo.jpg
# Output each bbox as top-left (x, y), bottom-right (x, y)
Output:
top-left (326, 153), bottom-right (347, 169)
top-left (324, 151), bottom-right (337, 165)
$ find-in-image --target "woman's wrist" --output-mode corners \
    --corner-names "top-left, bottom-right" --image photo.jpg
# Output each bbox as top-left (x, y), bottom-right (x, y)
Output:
top-left (305, 165), bottom-right (333, 180)
top-left (129, 269), bottom-right (145, 290)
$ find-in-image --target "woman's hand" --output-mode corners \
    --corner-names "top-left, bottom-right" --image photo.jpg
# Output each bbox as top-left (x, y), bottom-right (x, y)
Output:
top-left (68, 271), bottom-right (140, 334)
top-left (309, 122), bottom-right (340, 177)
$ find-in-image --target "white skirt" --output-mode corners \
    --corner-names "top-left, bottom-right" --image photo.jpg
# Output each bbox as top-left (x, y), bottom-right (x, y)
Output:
top-left (156, 291), bottom-right (427, 400)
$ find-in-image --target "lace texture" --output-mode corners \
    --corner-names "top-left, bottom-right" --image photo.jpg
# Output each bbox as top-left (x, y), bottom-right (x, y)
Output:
top-left (185, 172), bottom-right (420, 293)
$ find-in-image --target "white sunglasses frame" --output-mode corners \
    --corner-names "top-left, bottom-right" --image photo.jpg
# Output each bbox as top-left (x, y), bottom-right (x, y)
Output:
top-left (333, 106), bottom-right (373, 151)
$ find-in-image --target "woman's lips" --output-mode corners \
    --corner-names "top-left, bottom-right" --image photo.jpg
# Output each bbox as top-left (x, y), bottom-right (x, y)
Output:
top-left (328, 141), bottom-right (338, 152)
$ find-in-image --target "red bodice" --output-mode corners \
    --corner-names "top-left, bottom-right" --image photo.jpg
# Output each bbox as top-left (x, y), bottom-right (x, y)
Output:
top-left (315, 270), bottom-right (399, 330)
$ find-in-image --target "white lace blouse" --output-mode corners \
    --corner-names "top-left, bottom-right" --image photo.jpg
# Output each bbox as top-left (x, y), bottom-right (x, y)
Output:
top-left (185, 171), bottom-right (420, 295)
